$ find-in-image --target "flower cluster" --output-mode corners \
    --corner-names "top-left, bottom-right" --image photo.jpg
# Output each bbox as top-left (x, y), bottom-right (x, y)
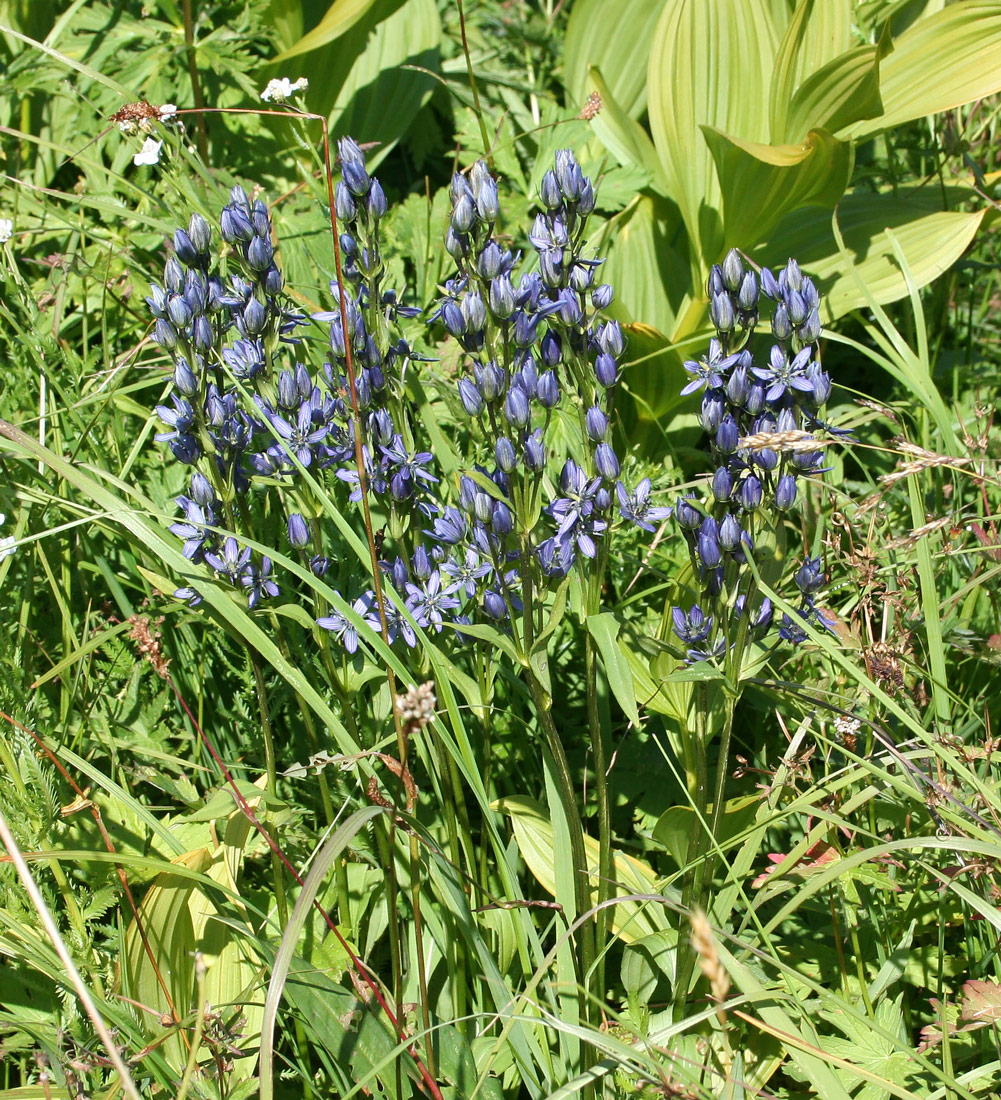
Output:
top-left (671, 251), bottom-right (835, 661)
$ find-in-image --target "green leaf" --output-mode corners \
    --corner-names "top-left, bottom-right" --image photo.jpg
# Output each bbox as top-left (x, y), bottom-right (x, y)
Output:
top-left (584, 66), bottom-right (664, 188)
top-left (652, 794), bottom-right (760, 867)
top-left (563, 0), bottom-right (666, 118)
top-left (586, 612), bottom-right (640, 727)
top-left (648, 0), bottom-right (779, 264)
top-left (769, 0), bottom-right (857, 140)
top-left (785, 38), bottom-right (888, 141)
top-left (848, 0), bottom-right (1001, 139)
top-left (703, 126), bottom-right (853, 251)
top-left (492, 796), bottom-right (669, 943)
top-left (755, 186), bottom-right (987, 322)
top-left (273, 0), bottom-right (405, 61)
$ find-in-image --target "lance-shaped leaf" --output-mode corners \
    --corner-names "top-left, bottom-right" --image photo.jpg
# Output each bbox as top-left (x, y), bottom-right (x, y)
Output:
top-left (648, 0), bottom-right (779, 264)
top-left (846, 0), bottom-right (1001, 139)
top-left (564, 0), bottom-right (665, 119)
top-left (786, 35), bottom-right (889, 142)
top-left (754, 186), bottom-right (987, 322)
top-left (703, 126), bottom-right (853, 252)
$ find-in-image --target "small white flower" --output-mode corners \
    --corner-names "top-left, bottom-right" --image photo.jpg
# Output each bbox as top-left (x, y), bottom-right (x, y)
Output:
top-left (0, 514), bottom-right (16, 562)
top-left (133, 137), bottom-right (163, 167)
top-left (0, 219), bottom-right (11, 243)
top-left (260, 77), bottom-right (308, 104)
top-left (158, 103), bottom-right (178, 122)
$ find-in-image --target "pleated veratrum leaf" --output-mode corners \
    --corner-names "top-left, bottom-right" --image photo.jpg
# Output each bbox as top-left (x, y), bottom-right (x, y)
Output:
top-left (769, 0), bottom-right (855, 140)
top-left (784, 37), bottom-right (887, 141)
top-left (703, 126), bottom-right (852, 251)
top-left (754, 187), bottom-right (987, 321)
top-left (584, 66), bottom-right (664, 188)
top-left (564, 0), bottom-right (666, 118)
top-left (493, 796), bottom-right (669, 943)
top-left (277, 0), bottom-right (440, 153)
top-left (599, 194), bottom-right (689, 342)
top-left (648, 0), bottom-right (779, 265)
top-left (846, 0), bottom-right (1001, 139)
top-left (273, 0), bottom-right (406, 61)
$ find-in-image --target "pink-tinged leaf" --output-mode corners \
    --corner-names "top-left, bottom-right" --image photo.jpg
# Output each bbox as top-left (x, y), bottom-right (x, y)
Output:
top-left (752, 839), bottom-right (839, 888)
top-left (961, 979), bottom-right (1001, 1022)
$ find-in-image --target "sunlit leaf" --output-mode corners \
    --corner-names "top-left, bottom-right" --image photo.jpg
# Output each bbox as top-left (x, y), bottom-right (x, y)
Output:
top-left (273, 0), bottom-right (406, 61)
top-left (564, 0), bottom-right (665, 118)
top-left (703, 126), bottom-right (853, 251)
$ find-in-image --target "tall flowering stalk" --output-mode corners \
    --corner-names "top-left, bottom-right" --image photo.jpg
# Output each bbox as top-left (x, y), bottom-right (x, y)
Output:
top-left (669, 250), bottom-right (839, 1015)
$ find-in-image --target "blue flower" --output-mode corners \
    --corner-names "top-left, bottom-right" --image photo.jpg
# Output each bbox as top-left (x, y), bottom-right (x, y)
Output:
top-left (671, 605), bottom-right (713, 646)
top-left (681, 339), bottom-right (739, 396)
top-left (318, 592), bottom-right (374, 654)
top-left (242, 556), bottom-right (279, 608)
top-left (405, 571), bottom-right (462, 632)
top-left (616, 478), bottom-right (671, 532)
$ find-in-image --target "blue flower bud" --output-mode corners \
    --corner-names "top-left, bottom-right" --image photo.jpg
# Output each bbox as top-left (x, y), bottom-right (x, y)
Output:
top-left (709, 291), bottom-right (735, 334)
top-left (569, 261), bottom-right (594, 293)
top-left (412, 545), bottom-right (432, 580)
top-left (538, 249), bottom-right (562, 287)
top-left (594, 442), bottom-right (620, 481)
top-left (189, 471), bottom-right (214, 506)
top-left (800, 310), bottom-right (822, 344)
top-left (250, 200), bottom-right (270, 239)
top-left (489, 274), bottom-right (516, 319)
top-left (774, 474), bottom-right (798, 510)
top-left (458, 378), bottom-right (484, 416)
top-left (555, 149), bottom-right (583, 201)
top-left (440, 300), bottom-right (464, 337)
top-left (708, 266), bottom-right (725, 297)
top-left (451, 192), bottom-right (476, 234)
top-left (483, 590), bottom-right (507, 619)
top-left (288, 513), bottom-right (310, 548)
top-left (784, 258), bottom-right (804, 292)
top-left (721, 249), bottom-right (744, 293)
top-left (725, 363), bottom-right (749, 407)
top-left (595, 486), bottom-right (611, 510)
top-left (676, 494), bottom-right (702, 530)
top-left (524, 429), bottom-right (545, 470)
top-left (495, 436), bottom-right (517, 472)
top-left (517, 357), bottom-right (539, 398)
top-left (153, 318), bottom-right (178, 349)
top-left (445, 226), bottom-right (468, 258)
top-left (242, 297), bottom-right (267, 335)
top-left (787, 289), bottom-right (808, 326)
top-left (699, 390), bottom-right (725, 433)
top-left (592, 283), bottom-right (614, 310)
top-left (476, 360), bottom-right (506, 402)
top-left (585, 405), bottom-right (608, 442)
top-left (513, 311), bottom-right (539, 348)
top-left (192, 315), bottom-right (214, 351)
top-left (174, 358), bottom-right (198, 395)
top-left (368, 179), bottom-right (387, 219)
top-left (247, 234), bottom-right (273, 273)
top-left (755, 447), bottom-right (778, 472)
top-left (492, 501), bottom-right (513, 534)
top-left (339, 138), bottom-right (370, 197)
top-left (540, 330), bottom-right (561, 367)
top-left (594, 353), bottom-right (618, 388)
top-left (311, 555), bottom-right (330, 577)
top-left (697, 525), bottom-right (722, 569)
top-left (772, 302), bottom-right (792, 341)
top-left (390, 555), bottom-right (409, 590)
top-left (537, 370), bottom-right (560, 408)
top-left (188, 213), bottom-right (211, 254)
top-left (737, 271), bottom-right (758, 312)
top-left (578, 178), bottom-right (595, 215)
top-left (474, 173), bottom-right (500, 221)
top-left (540, 170), bottom-right (561, 210)
top-left (794, 556), bottom-right (824, 595)
top-left (598, 320), bottom-right (625, 357)
top-left (505, 384), bottom-right (531, 428)
top-left (174, 228), bottom-right (198, 266)
top-left (459, 476), bottom-right (478, 512)
top-left (221, 204), bottom-right (254, 243)
top-left (166, 294), bottom-right (193, 329)
top-left (739, 474), bottom-right (763, 511)
top-left (461, 292), bottom-right (486, 334)
top-left (715, 414), bottom-right (739, 455)
top-left (719, 512), bottom-right (742, 551)
top-left (264, 264), bottom-right (283, 296)
top-left (473, 492), bottom-right (493, 525)
top-left (712, 466), bottom-right (734, 502)
top-left (557, 289), bottom-right (583, 325)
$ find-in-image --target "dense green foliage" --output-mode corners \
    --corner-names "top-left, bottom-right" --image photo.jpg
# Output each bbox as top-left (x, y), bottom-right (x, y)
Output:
top-left (1, 1), bottom-right (1001, 1098)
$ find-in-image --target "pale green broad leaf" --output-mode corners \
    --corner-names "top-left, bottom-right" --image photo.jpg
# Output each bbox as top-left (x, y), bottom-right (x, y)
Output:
top-left (584, 66), bottom-right (664, 189)
top-left (586, 612), bottom-right (640, 727)
top-left (492, 796), bottom-right (668, 943)
top-left (703, 126), bottom-right (853, 251)
top-left (647, 0), bottom-right (779, 263)
top-left (563, 0), bottom-right (665, 118)
top-left (755, 187), bottom-right (987, 322)
top-left (769, 0), bottom-right (857, 140)
top-left (273, 0), bottom-right (406, 61)
top-left (276, 0), bottom-right (441, 151)
top-left (785, 37), bottom-right (887, 141)
top-left (847, 0), bottom-right (1001, 139)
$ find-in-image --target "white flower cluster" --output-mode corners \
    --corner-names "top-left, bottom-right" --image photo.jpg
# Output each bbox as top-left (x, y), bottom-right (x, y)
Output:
top-left (0, 219), bottom-right (12, 244)
top-left (260, 77), bottom-right (309, 104)
top-left (0, 514), bottom-right (16, 562)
